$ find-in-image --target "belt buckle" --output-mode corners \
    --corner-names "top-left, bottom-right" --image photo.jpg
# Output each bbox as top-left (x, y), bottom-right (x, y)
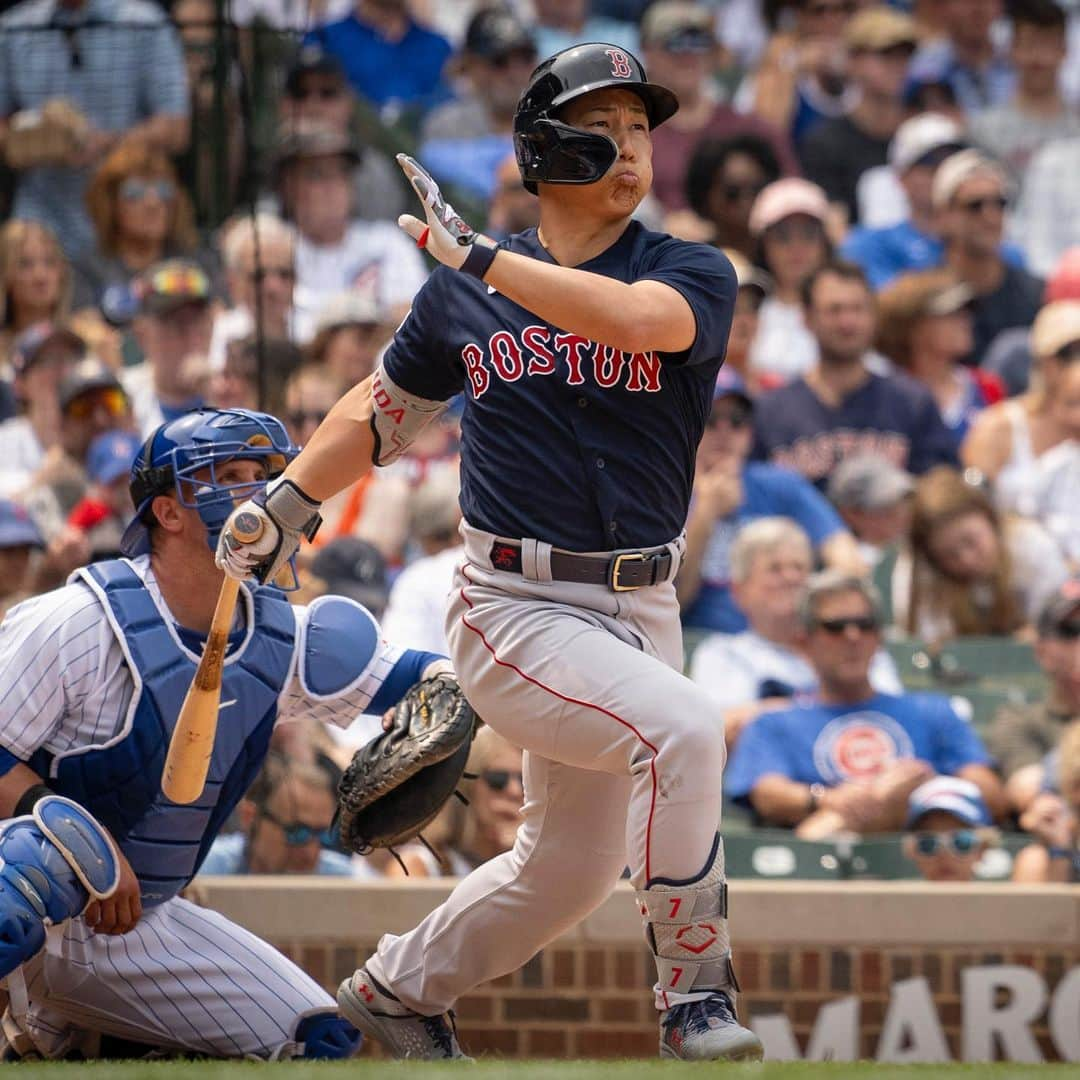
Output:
top-left (610, 551), bottom-right (645, 592)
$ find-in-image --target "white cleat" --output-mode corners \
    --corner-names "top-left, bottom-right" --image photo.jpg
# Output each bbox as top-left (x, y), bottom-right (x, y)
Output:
top-left (337, 967), bottom-right (471, 1060)
top-left (659, 991), bottom-right (765, 1061)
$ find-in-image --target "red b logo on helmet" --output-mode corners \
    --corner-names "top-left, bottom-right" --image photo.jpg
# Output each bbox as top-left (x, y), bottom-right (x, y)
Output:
top-left (605, 48), bottom-right (633, 78)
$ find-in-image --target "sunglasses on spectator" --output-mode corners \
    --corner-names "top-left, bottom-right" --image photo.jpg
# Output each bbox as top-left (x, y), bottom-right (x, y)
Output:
top-left (766, 218), bottom-right (823, 244)
top-left (956, 195), bottom-right (1007, 215)
top-left (480, 769), bottom-right (523, 792)
top-left (258, 806), bottom-right (338, 847)
top-left (119, 177), bottom-right (177, 203)
top-left (288, 409), bottom-right (328, 429)
top-left (1055, 341), bottom-right (1080, 363)
top-left (913, 830), bottom-right (979, 856)
top-left (814, 615), bottom-right (879, 635)
top-left (1052, 621), bottom-right (1080, 640)
top-left (721, 181), bottom-right (765, 204)
top-left (707, 403), bottom-right (752, 429)
top-left (490, 48), bottom-right (536, 69)
top-left (64, 387), bottom-right (128, 420)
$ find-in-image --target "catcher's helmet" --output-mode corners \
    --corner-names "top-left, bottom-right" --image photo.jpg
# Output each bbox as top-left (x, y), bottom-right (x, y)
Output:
top-left (513, 43), bottom-right (678, 195)
top-left (120, 408), bottom-right (297, 558)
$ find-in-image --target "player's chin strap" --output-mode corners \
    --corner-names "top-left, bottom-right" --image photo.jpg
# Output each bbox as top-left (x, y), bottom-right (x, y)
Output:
top-left (635, 833), bottom-right (740, 1011)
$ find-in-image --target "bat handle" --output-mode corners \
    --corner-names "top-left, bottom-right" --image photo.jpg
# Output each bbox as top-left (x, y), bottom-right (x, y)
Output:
top-left (230, 510), bottom-right (265, 545)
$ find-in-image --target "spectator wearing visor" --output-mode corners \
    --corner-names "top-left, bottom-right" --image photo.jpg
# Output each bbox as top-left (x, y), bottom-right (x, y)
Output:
top-left (800, 6), bottom-right (920, 229)
top-left (418, 9), bottom-right (538, 202)
top-left (902, 777), bottom-right (996, 883)
top-left (118, 258), bottom-right (215, 435)
top-left (933, 149), bottom-right (1043, 366)
top-left (641, 1), bottom-right (797, 215)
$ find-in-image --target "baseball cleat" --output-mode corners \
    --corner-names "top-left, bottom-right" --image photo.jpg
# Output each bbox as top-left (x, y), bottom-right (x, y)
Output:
top-left (659, 990), bottom-right (764, 1061)
top-left (337, 967), bottom-right (471, 1060)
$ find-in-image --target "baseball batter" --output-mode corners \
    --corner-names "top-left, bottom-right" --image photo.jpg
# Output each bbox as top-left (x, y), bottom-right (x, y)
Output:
top-left (0, 408), bottom-right (453, 1060)
top-left (218, 45), bottom-right (764, 1061)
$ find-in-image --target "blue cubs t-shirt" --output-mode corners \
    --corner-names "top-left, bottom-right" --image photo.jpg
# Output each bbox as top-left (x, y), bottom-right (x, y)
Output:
top-left (682, 461), bottom-right (845, 632)
top-left (725, 691), bottom-right (992, 805)
top-left (383, 221), bottom-right (737, 552)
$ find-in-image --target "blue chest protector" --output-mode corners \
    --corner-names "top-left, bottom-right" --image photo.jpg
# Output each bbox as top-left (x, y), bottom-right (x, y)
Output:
top-left (51, 561), bottom-right (297, 907)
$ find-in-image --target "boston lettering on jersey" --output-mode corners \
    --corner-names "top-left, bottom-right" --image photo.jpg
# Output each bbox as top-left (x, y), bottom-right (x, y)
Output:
top-left (461, 327), bottom-right (662, 399)
top-left (383, 222), bottom-right (738, 552)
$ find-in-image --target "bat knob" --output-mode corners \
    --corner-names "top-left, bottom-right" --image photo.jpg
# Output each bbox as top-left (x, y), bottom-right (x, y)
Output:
top-left (231, 510), bottom-right (264, 544)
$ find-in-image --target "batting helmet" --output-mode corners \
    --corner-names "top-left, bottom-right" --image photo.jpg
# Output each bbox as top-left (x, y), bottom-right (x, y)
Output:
top-left (120, 408), bottom-right (298, 558)
top-left (513, 43), bottom-right (678, 194)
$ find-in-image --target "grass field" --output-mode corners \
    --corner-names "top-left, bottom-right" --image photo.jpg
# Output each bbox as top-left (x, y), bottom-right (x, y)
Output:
top-left (4, 1062), bottom-right (1076, 1079)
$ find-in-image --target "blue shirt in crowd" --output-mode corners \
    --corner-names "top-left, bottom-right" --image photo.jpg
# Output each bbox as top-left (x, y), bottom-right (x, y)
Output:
top-left (725, 691), bottom-right (993, 806)
top-left (682, 461), bottom-right (845, 633)
top-left (199, 833), bottom-right (356, 877)
top-left (306, 13), bottom-right (452, 114)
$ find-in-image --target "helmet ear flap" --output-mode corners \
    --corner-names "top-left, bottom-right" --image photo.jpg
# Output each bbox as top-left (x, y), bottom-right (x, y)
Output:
top-left (514, 118), bottom-right (619, 192)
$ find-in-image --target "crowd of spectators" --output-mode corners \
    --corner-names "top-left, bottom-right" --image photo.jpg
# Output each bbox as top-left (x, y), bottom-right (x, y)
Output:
top-left (0, 0), bottom-right (1078, 885)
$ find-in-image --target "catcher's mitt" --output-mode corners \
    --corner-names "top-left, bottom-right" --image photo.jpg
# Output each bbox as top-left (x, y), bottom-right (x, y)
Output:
top-left (337, 673), bottom-right (478, 854)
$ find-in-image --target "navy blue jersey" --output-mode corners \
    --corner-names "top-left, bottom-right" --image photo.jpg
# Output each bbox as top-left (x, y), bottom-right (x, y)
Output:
top-left (750, 372), bottom-right (958, 489)
top-left (383, 222), bottom-right (736, 551)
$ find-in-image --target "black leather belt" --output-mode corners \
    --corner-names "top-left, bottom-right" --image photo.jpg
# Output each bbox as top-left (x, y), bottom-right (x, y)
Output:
top-left (489, 540), bottom-right (673, 591)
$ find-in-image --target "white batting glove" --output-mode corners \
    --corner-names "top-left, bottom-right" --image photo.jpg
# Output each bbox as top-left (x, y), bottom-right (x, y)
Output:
top-left (215, 477), bottom-right (322, 583)
top-left (396, 154), bottom-right (499, 279)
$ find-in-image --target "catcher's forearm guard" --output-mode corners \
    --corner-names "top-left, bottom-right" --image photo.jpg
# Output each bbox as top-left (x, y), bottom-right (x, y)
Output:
top-left (336, 674), bottom-right (479, 854)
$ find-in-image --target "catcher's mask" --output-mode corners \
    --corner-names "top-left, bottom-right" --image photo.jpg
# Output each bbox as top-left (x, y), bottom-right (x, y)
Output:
top-left (513, 42), bottom-right (678, 195)
top-left (121, 408), bottom-right (297, 567)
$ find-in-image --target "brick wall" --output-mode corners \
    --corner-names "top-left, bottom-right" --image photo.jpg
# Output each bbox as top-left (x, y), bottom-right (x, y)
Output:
top-left (193, 878), bottom-right (1080, 1062)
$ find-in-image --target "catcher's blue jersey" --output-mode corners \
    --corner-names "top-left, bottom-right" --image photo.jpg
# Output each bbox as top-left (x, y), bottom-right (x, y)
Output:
top-left (383, 221), bottom-right (737, 551)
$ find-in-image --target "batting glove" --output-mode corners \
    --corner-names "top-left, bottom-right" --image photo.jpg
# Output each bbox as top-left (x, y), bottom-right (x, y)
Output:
top-left (215, 476), bottom-right (322, 584)
top-left (396, 154), bottom-right (499, 280)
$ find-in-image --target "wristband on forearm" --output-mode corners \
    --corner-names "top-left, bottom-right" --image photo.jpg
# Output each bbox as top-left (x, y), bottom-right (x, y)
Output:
top-left (460, 239), bottom-right (499, 281)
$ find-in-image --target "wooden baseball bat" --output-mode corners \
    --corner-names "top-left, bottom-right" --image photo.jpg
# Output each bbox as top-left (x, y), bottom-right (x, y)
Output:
top-left (161, 511), bottom-right (265, 804)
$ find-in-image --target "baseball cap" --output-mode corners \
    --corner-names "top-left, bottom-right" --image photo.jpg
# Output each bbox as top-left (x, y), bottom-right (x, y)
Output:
top-left (1030, 301), bottom-right (1080, 358)
top-left (58, 358), bottom-right (125, 411)
top-left (284, 43), bottom-right (347, 97)
top-left (641, 1), bottom-right (715, 51)
top-left (906, 777), bottom-right (991, 829)
top-left (1036, 578), bottom-right (1080, 638)
top-left (1045, 247), bottom-right (1080, 304)
top-left (931, 148), bottom-right (1008, 210)
top-left (888, 112), bottom-right (966, 174)
top-left (104, 259), bottom-right (213, 325)
top-left (463, 8), bottom-right (535, 60)
top-left (0, 498), bottom-right (43, 550)
top-left (309, 537), bottom-right (389, 615)
top-left (844, 6), bottom-right (918, 53)
top-left (87, 428), bottom-right (143, 486)
top-left (274, 123), bottom-right (361, 173)
top-left (748, 178), bottom-right (829, 236)
top-left (313, 290), bottom-right (382, 337)
top-left (827, 455), bottom-right (914, 511)
top-left (11, 321), bottom-right (86, 375)
top-left (723, 248), bottom-right (772, 301)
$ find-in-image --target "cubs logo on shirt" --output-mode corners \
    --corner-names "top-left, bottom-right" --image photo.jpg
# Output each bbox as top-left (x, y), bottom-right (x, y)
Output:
top-left (811, 712), bottom-right (915, 784)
